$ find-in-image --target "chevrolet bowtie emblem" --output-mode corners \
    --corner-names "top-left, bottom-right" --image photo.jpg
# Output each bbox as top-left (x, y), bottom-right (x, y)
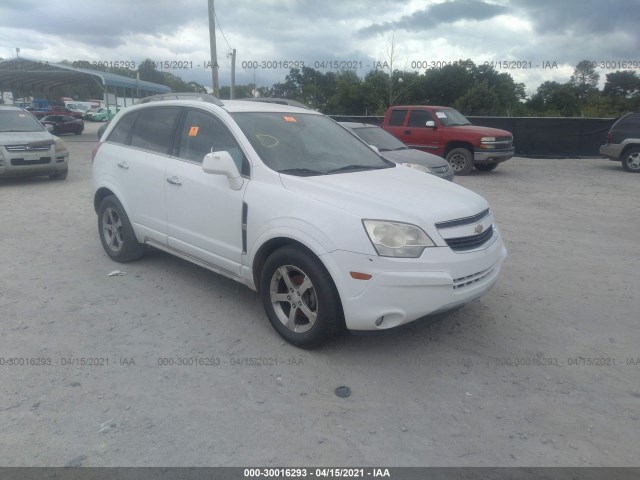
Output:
top-left (474, 224), bottom-right (484, 234)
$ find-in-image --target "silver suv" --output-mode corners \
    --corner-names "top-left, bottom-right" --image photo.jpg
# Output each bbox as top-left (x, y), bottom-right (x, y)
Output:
top-left (0, 106), bottom-right (69, 180)
top-left (600, 112), bottom-right (640, 173)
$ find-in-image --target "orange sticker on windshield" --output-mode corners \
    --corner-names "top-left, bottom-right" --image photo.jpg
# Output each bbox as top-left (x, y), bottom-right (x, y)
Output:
top-left (188, 126), bottom-right (199, 136)
top-left (283, 116), bottom-right (297, 123)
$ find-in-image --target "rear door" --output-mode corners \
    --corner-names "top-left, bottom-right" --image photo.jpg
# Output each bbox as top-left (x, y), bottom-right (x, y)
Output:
top-left (103, 107), bottom-right (182, 244)
top-left (383, 108), bottom-right (409, 143)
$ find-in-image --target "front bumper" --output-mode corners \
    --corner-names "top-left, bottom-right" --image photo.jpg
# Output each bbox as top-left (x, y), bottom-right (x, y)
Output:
top-left (0, 150), bottom-right (68, 177)
top-left (432, 166), bottom-right (454, 182)
top-left (473, 148), bottom-right (515, 163)
top-left (599, 143), bottom-right (622, 161)
top-left (322, 233), bottom-right (507, 331)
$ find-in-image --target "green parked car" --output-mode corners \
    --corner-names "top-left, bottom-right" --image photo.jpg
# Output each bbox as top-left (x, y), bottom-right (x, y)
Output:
top-left (84, 106), bottom-right (118, 122)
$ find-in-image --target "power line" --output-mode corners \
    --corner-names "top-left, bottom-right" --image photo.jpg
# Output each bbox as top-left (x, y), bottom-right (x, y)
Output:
top-left (215, 11), bottom-right (233, 50)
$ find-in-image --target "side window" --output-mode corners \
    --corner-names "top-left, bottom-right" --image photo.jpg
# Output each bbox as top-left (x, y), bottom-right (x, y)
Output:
top-left (177, 109), bottom-right (249, 175)
top-left (107, 111), bottom-right (139, 145)
top-left (130, 107), bottom-right (181, 154)
top-left (407, 110), bottom-right (434, 128)
top-left (388, 109), bottom-right (407, 127)
top-left (617, 113), bottom-right (640, 129)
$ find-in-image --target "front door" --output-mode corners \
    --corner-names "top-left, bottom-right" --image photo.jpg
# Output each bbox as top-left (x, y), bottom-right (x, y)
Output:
top-left (165, 109), bottom-right (249, 277)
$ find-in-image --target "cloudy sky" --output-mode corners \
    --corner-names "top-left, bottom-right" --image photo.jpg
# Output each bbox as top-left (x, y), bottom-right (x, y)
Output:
top-left (0, 0), bottom-right (638, 96)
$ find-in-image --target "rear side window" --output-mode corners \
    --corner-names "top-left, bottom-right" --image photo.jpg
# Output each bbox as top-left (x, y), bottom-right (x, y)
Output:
top-left (129, 107), bottom-right (182, 154)
top-left (388, 109), bottom-right (407, 126)
top-left (616, 113), bottom-right (640, 129)
top-left (408, 109), bottom-right (434, 127)
top-left (107, 111), bottom-right (139, 145)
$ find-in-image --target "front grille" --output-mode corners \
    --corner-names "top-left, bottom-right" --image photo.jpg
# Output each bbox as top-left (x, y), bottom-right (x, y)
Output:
top-left (11, 157), bottom-right (52, 165)
top-left (432, 166), bottom-right (449, 173)
top-left (445, 225), bottom-right (494, 252)
top-left (436, 209), bottom-right (490, 229)
top-left (453, 266), bottom-right (495, 290)
top-left (5, 143), bottom-right (52, 152)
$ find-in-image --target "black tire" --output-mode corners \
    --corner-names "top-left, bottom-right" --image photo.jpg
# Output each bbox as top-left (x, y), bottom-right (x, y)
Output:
top-left (621, 147), bottom-right (640, 173)
top-left (49, 169), bottom-right (68, 180)
top-left (446, 148), bottom-right (474, 175)
top-left (97, 195), bottom-right (145, 262)
top-left (260, 245), bottom-right (343, 348)
top-left (475, 163), bottom-right (499, 172)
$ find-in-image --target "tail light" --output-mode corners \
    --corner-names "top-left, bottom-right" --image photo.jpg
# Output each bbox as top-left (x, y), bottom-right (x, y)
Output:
top-left (606, 131), bottom-right (612, 143)
top-left (91, 142), bottom-right (103, 163)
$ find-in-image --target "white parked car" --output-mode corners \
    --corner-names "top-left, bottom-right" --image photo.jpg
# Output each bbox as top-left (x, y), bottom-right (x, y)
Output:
top-left (91, 94), bottom-right (507, 348)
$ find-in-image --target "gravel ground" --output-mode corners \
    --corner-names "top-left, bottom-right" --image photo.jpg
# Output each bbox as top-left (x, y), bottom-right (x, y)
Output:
top-left (0, 121), bottom-right (638, 467)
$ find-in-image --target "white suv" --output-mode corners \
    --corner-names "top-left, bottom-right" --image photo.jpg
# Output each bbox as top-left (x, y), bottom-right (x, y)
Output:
top-left (91, 94), bottom-right (507, 348)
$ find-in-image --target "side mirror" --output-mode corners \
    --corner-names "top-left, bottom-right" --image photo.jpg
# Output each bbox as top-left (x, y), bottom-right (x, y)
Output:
top-left (45, 124), bottom-right (54, 132)
top-left (202, 150), bottom-right (244, 190)
top-left (425, 120), bottom-right (436, 128)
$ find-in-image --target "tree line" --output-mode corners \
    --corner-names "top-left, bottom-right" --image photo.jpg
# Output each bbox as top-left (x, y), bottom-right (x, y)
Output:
top-left (16, 58), bottom-right (640, 118)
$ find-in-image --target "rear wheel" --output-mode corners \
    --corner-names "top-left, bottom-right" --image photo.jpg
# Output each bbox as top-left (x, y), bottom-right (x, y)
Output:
top-left (621, 147), bottom-right (640, 172)
top-left (446, 148), bottom-right (474, 175)
top-left (475, 163), bottom-right (499, 172)
top-left (97, 195), bottom-right (145, 262)
top-left (260, 246), bottom-right (343, 348)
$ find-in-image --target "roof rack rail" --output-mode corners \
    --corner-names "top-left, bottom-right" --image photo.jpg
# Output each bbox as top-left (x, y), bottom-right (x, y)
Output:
top-left (136, 92), bottom-right (224, 106)
top-left (237, 97), bottom-right (310, 109)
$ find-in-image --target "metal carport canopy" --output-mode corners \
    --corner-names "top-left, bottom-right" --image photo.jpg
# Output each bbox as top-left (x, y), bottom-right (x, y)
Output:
top-left (0, 57), bottom-right (170, 94)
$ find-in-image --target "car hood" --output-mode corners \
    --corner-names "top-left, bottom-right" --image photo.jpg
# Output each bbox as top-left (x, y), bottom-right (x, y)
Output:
top-left (452, 125), bottom-right (512, 137)
top-left (0, 131), bottom-right (54, 146)
top-left (379, 148), bottom-right (449, 168)
top-left (280, 165), bottom-right (487, 228)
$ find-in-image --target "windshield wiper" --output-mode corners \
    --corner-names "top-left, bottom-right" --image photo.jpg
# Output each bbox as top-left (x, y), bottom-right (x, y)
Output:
top-left (326, 164), bottom-right (387, 175)
top-left (278, 168), bottom-right (324, 176)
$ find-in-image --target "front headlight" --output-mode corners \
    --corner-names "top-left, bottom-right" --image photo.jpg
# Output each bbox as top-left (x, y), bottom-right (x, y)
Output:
top-left (54, 138), bottom-right (69, 155)
top-left (480, 136), bottom-right (496, 150)
top-left (363, 220), bottom-right (435, 258)
top-left (401, 162), bottom-right (432, 173)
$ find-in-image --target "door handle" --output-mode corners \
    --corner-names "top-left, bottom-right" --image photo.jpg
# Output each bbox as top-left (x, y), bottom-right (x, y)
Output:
top-left (404, 130), bottom-right (411, 135)
top-left (166, 176), bottom-right (182, 186)
top-left (116, 161), bottom-right (129, 169)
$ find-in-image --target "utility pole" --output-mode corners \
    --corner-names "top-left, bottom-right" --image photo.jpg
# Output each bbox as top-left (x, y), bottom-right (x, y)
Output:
top-left (207, 0), bottom-right (220, 97)
top-left (229, 49), bottom-right (236, 99)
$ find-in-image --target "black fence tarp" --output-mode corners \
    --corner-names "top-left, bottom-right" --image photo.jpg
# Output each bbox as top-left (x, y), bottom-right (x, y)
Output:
top-left (330, 115), bottom-right (618, 158)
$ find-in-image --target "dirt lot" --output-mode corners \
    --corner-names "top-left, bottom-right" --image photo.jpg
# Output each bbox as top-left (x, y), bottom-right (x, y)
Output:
top-left (1, 121), bottom-right (638, 467)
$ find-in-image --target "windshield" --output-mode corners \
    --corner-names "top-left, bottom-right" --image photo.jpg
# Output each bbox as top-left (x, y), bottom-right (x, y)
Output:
top-left (351, 125), bottom-right (407, 151)
top-left (0, 110), bottom-right (46, 132)
top-left (435, 109), bottom-right (471, 126)
top-left (232, 112), bottom-right (392, 176)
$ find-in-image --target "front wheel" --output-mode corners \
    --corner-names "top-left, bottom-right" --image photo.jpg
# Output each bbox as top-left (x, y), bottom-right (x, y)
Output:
top-left (97, 195), bottom-right (145, 262)
top-left (475, 163), bottom-right (499, 172)
top-left (260, 246), bottom-right (343, 348)
top-left (446, 148), bottom-right (474, 175)
top-left (49, 168), bottom-right (68, 180)
top-left (621, 147), bottom-right (640, 172)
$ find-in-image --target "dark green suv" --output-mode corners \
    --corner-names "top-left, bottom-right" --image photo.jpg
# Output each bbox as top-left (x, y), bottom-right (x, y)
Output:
top-left (600, 112), bottom-right (640, 173)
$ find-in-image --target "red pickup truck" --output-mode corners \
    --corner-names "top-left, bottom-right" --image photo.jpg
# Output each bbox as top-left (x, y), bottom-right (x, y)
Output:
top-left (382, 105), bottom-right (514, 175)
